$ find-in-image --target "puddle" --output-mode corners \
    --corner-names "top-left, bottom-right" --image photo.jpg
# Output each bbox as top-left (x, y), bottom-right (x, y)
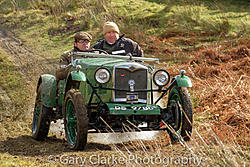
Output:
top-left (88, 131), bottom-right (160, 144)
top-left (50, 119), bottom-right (161, 144)
top-left (50, 119), bottom-right (65, 137)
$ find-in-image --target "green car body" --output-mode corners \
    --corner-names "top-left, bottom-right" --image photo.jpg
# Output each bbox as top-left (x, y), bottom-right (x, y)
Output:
top-left (32, 52), bottom-right (193, 150)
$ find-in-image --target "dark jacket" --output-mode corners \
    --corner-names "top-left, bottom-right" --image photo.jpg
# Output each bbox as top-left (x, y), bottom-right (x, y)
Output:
top-left (92, 37), bottom-right (144, 57)
top-left (59, 46), bottom-right (83, 66)
top-left (56, 47), bottom-right (82, 81)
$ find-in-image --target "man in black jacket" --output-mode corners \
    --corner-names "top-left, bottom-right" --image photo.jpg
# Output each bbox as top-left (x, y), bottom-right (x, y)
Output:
top-left (93, 22), bottom-right (144, 57)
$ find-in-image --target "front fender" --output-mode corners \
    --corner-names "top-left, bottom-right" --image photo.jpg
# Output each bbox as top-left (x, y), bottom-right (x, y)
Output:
top-left (175, 75), bottom-right (192, 87)
top-left (70, 71), bottom-right (86, 81)
top-left (38, 74), bottom-right (57, 107)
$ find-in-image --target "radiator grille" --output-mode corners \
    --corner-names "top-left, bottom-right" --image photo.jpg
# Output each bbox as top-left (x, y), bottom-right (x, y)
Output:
top-left (114, 68), bottom-right (147, 101)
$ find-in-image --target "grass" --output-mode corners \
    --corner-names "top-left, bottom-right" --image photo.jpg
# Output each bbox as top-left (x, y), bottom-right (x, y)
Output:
top-left (0, 0), bottom-right (249, 59)
top-left (0, 153), bottom-right (58, 167)
top-left (97, 118), bottom-right (249, 166)
top-left (0, 49), bottom-right (30, 121)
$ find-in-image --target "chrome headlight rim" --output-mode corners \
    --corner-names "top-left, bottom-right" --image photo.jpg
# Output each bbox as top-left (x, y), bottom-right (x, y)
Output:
top-left (153, 69), bottom-right (170, 87)
top-left (94, 67), bottom-right (111, 84)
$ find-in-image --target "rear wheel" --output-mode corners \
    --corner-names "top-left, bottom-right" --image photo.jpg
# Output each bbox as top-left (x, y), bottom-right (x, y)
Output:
top-left (32, 85), bottom-right (52, 140)
top-left (63, 89), bottom-right (88, 150)
top-left (166, 86), bottom-right (193, 142)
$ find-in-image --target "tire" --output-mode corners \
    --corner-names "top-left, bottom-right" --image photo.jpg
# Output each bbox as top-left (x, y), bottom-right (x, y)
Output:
top-left (166, 86), bottom-right (193, 142)
top-left (32, 85), bottom-right (52, 140)
top-left (63, 89), bottom-right (88, 150)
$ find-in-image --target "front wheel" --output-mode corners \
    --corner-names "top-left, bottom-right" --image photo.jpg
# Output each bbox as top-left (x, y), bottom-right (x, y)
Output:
top-left (63, 89), bottom-right (88, 150)
top-left (32, 85), bottom-right (52, 140)
top-left (166, 86), bottom-right (193, 142)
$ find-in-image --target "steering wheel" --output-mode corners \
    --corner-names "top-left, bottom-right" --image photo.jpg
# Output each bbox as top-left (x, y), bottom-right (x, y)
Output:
top-left (86, 49), bottom-right (109, 55)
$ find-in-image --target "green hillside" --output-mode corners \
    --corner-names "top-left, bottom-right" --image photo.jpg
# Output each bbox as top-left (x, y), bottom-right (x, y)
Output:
top-left (0, 0), bottom-right (249, 58)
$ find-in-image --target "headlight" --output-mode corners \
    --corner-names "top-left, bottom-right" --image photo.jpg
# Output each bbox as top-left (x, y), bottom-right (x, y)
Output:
top-left (94, 68), bottom-right (111, 84)
top-left (153, 70), bottom-right (170, 87)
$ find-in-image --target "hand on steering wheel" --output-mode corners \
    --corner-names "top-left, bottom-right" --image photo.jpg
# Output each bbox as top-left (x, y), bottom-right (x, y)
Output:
top-left (86, 49), bottom-right (109, 55)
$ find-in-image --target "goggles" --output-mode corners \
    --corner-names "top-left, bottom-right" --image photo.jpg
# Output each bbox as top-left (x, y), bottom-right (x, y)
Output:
top-left (77, 39), bottom-right (90, 43)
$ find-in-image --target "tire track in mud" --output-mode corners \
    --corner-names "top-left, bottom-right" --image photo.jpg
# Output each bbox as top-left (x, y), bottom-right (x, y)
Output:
top-left (0, 25), bottom-right (56, 86)
top-left (0, 24), bottom-right (57, 119)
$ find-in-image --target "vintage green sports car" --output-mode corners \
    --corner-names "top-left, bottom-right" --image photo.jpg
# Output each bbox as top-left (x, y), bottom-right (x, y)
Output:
top-left (32, 51), bottom-right (193, 150)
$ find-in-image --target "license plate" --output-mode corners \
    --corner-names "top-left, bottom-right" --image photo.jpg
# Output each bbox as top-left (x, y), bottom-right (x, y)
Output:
top-left (114, 106), bottom-right (157, 111)
top-left (126, 92), bottom-right (138, 103)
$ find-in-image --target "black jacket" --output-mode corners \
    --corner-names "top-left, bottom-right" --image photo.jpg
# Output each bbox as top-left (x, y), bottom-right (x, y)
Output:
top-left (92, 37), bottom-right (144, 57)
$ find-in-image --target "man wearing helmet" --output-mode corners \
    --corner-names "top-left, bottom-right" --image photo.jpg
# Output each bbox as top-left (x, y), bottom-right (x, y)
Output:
top-left (93, 22), bottom-right (143, 57)
top-left (56, 31), bottom-right (92, 81)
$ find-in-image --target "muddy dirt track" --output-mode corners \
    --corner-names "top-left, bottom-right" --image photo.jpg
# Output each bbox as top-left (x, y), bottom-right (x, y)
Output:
top-left (0, 25), bottom-right (72, 163)
top-left (0, 25), bottom-right (57, 81)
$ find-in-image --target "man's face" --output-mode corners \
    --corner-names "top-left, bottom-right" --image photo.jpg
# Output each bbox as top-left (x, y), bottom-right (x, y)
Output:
top-left (104, 31), bottom-right (119, 44)
top-left (75, 39), bottom-right (90, 51)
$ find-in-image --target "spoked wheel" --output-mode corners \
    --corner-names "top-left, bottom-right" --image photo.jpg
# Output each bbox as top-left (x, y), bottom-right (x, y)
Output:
top-left (63, 89), bottom-right (88, 150)
top-left (166, 86), bottom-right (193, 142)
top-left (32, 85), bottom-right (52, 140)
